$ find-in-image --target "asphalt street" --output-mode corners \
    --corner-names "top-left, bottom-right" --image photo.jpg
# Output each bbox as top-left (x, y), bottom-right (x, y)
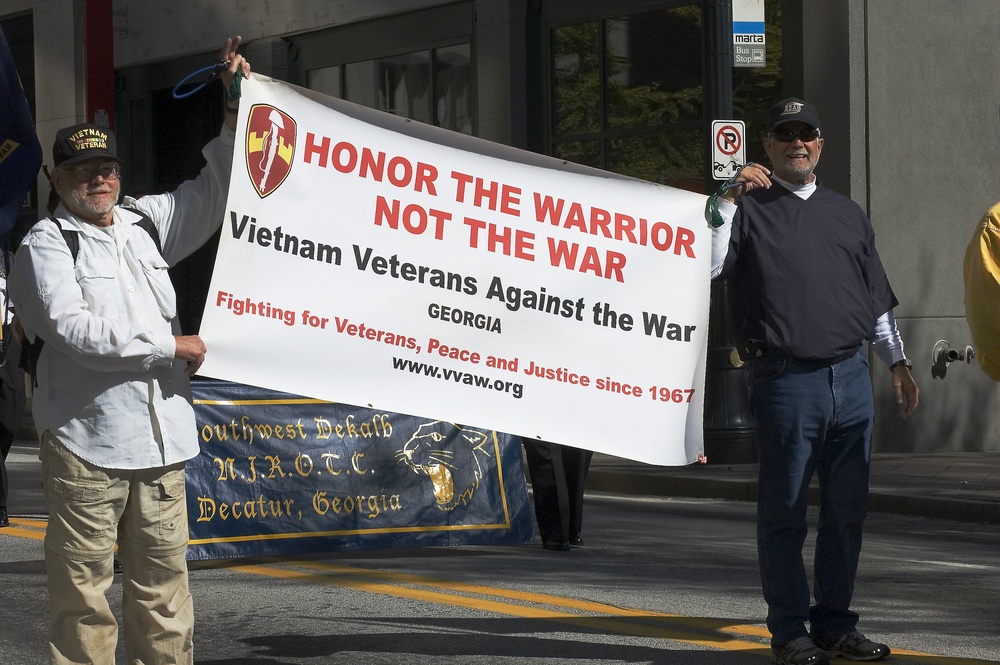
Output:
top-left (2, 439), bottom-right (998, 664)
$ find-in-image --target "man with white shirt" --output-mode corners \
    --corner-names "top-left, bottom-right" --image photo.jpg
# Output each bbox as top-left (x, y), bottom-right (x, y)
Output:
top-left (711, 98), bottom-right (918, 665)
top-left (10, 36), bottom-right (250, 665)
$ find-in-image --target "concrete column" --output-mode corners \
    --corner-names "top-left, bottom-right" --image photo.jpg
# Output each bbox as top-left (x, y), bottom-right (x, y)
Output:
top-left (800, 0), bottom-right (853, 199)
top-left (33, 0), bottom-right (84, 179)
top-left (475, 0), bottom-right (513, 144)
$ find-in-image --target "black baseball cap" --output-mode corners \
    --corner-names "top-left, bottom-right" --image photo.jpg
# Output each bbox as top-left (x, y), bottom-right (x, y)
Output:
top-left (767, 98), bottom-right (821, 133)
top-left (53, 123), bottom-right (119, 166)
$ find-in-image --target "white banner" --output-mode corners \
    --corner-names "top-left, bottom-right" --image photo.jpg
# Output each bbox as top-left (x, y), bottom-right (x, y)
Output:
top-left (199, 76), bottom-right (710, 466)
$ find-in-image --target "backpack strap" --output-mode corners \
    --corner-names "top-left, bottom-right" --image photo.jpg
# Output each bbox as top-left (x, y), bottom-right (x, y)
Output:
top-left (124, 206), bottom-right (163, 254)
top-left (18, 207), bottom-right (164, 384)
top-left (48, 207), bottom-right (162, 263)
top-left (58, 221), bottom-right (80, 262)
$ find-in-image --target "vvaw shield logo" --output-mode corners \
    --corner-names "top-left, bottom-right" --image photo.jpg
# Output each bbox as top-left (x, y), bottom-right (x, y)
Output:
top-left (246, 104), bottom-right (296, 198)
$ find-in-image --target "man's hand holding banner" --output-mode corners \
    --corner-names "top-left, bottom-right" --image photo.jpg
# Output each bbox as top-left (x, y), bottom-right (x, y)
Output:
top-left (199, 76), bottom-right (710, 467)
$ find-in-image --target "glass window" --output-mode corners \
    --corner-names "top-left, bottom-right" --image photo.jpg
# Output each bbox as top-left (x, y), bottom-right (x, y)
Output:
top-left (307, 66), bottom-right (341, 98)
top-left (605, 9), bottom-right (703, 130)
top-left (550, 6), bottom-right (704, 188)
top-left (548, 1), bottom-right (783, 192)
top-left (346, 52), bottom-right (431, 123)
top-left (552, 22), bottom-right (601, 136)
top-left (434, 44), bottom-right (473, 134)
top-left (608, 129), bottom-right (703, 191)
top-left (313, 46), bottom-right (471, 134)
top-left (289, 2), bottom-right (474, 134)
top-left (554, 140), bottom-right (601, 169)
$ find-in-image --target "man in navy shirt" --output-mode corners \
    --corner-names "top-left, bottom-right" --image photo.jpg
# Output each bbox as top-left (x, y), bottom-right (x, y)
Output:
top-left (711, 98), bottom-right (919, 665)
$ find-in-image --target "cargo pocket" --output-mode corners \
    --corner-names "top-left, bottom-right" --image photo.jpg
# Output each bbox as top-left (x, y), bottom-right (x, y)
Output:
top-left (74, 257), bottom-right (117, 305)
top-left (48, 476), bottom-right (115, 556)
top-left (138, 252), bottom-right (177, 321)
top-left (156, 468), bottom-right (188, 537)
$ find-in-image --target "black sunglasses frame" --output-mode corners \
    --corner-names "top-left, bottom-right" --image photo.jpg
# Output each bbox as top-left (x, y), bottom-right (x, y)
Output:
top-left (769, 128), bottom-right (821, 143)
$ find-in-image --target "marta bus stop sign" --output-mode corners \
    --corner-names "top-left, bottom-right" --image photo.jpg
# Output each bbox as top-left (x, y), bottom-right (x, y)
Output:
top-left (712, 120), bottom-right (745, 181)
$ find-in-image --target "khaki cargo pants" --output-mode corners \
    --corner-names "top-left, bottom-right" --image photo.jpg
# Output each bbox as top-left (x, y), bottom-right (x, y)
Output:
top-left (41, 432), bottom-right (193, 665)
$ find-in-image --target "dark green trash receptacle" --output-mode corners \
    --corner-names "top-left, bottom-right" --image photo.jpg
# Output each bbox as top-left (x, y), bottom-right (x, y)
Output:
top-left (703, 279), bottom-right (756, 464)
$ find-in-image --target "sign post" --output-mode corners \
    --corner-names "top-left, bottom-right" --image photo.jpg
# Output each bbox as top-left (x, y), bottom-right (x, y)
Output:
top-left (705, 0), bottom-right (756, 465)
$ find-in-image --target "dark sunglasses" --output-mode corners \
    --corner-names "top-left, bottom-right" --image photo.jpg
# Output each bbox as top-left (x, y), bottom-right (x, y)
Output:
top-left (60, 161), bottom-right (121, 183)
top-left (770, 127), bottom-right (821, 143)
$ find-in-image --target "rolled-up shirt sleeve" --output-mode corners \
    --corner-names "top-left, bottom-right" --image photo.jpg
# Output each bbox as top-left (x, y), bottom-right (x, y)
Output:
top-left (869, 310), bottom-right (905, 368)
top-left (711, 198), bottom-right (737, 279)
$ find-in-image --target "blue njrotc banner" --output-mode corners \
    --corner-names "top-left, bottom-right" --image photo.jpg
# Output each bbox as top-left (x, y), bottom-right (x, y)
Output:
top-left (186, 380), bottom-right (534, 560)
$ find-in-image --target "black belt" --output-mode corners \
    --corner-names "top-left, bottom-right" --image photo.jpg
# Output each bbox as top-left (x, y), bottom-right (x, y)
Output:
top-left (737, 341), bottom-right (862, 366)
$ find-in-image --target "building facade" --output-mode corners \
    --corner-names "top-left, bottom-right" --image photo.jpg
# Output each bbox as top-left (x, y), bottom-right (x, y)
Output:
top-left (3, 0), bottom-right (998, 454)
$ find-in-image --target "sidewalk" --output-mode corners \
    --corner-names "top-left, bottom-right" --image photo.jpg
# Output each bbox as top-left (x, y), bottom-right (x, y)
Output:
top-left (586, 451), bottom-right (1000, 525)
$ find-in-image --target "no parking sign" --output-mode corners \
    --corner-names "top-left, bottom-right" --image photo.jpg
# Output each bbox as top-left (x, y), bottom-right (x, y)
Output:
top-left (712, 120), bottom-right (745, 180)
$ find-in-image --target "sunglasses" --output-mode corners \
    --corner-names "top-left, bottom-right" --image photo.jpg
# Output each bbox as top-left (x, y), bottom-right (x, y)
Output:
top-left (770, 127), bottom-right (821, 143)
top-left (60, 161), bottom-right (121, 183)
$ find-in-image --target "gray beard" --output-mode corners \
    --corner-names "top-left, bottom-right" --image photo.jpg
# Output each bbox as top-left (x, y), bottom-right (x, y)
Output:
top-left (62, 185), bottom-right (118, 218)
top-left (782, 160), bottom-right (817, 183)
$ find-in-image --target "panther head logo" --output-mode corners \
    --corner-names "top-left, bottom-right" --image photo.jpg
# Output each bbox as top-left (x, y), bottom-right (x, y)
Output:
top-left (397, 421), bottom-right (491, 511)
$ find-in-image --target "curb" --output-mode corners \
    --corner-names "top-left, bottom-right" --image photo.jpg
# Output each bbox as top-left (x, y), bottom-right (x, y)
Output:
top-left (585, 469), bottom-right (1000, 525)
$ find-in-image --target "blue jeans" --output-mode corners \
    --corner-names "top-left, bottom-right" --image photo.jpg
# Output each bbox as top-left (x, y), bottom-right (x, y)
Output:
top-left (750, 349), bottom-right (873, 646)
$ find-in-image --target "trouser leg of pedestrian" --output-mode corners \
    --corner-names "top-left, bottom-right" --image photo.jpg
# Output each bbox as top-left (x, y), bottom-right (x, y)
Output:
top-left (563, 446), bottom-right (593, 536)
top-left (523, 439), bottom-right (570, 542)
top-left (0, 335), bottom-right (25, 525)
top-left (810, 352), bottom-right (872, 638)
top-left (118, 463), bottom-right (193, 665)
top-left (41, 433), bottom-right (194, 664)
top-left (0, 422), bottom-right (11, 520)
top-left (41, 433), bottom-right (122, 665)
top-left (751, 354), bottom-right (828, 646)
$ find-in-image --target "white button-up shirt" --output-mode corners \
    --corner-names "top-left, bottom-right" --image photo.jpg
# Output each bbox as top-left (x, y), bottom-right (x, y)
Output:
top-left (10, 126), bottom-right (235, 469)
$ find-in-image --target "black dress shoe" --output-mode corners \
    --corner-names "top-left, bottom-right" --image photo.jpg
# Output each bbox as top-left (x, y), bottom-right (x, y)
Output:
top-left (568, 533), bottom-right (583, 547)
top-left (0, 507), bottom-right (9, 528)
top-left (773, 637), bottom-right (829, 665)
top-left (814, 631), bottom-right (890, 661)
top-left (542, 537), bottom-right (571, 551)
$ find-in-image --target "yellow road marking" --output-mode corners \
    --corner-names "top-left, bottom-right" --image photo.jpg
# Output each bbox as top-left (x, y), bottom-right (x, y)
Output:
top-left (0, 518), bottom-right (46, 540)
top-left (233, 561), bottom-right (769, 652)
top-left (1, 530), bottom-right (993, 664)
top-left (292, 560), bottom-right (774, 640)
top-left (231, 560), bottom-right (999, 664)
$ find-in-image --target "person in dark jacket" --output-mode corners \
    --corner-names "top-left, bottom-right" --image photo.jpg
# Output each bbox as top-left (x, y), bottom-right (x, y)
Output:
top-left (710, 98), bottom-right (918, 665)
